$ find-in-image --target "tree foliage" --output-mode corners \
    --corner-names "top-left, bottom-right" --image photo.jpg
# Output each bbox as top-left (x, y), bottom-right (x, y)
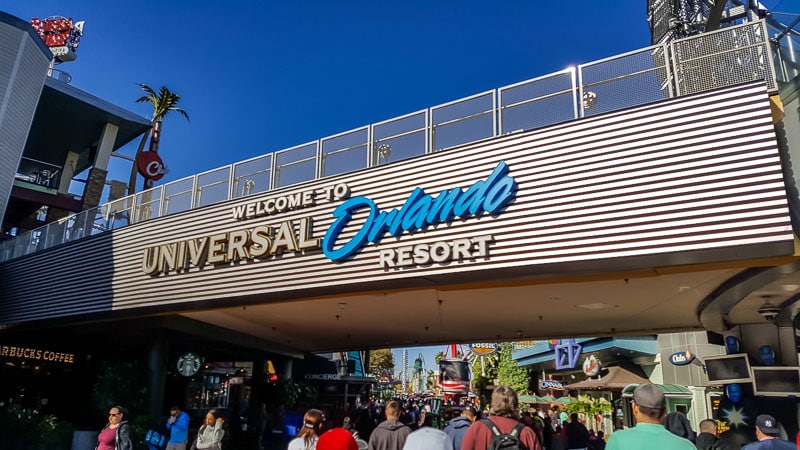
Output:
top-left (496, 343), bottom-right (530, 395)
top-left (563, 394), bottom-right (613, 431)
top-left (128, 83), bottom-right (190, 194)
top-left (135, 83), bottom-right (190, 123)
top-left (369, 349), bottom-right (395, 379)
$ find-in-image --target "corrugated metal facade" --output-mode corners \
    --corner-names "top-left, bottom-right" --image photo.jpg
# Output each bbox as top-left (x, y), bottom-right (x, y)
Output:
top-left (0, 82), bottom-right (794, 324)
top-left (0, 16), bottom-right (51, 229)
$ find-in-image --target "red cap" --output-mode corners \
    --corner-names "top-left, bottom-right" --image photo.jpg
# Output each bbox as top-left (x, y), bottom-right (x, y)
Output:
top-left (317, 427), bottom-right (358, 450)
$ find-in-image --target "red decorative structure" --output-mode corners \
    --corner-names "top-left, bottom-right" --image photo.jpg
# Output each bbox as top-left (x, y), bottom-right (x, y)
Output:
top-left (30, 16), bottom-right (84, 62)
top-left (439, 344), bottom-right (471, 402)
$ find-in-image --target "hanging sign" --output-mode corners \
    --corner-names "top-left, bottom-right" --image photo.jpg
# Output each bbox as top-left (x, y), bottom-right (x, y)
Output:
top-left (669, 350), bottom-right (696, 366)
top-left (469, 343), bottom-right (499, 355)
top-left (540, 380), bottom-right (565, 390)
top-left (582, 355), bottom-right (602, 377)
top-left (137, 151), bottom-right (167, 181)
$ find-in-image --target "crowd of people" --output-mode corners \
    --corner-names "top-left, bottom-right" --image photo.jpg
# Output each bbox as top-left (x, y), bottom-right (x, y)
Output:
top-left (97, 384), bottom-right (798, 450)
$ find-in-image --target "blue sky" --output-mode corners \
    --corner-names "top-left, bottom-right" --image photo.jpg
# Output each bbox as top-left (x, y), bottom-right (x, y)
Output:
top-left (4, 0), bottom-right (660, 189)
top-left (5, 1), bottom-right (793, 187)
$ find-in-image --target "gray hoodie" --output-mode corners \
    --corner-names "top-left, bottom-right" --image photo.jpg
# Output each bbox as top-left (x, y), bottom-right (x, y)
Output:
top-left (368, 419), bottom-right (410, 450)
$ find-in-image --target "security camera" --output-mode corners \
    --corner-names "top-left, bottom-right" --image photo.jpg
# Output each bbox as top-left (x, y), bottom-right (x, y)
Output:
top-left (758, 302), bottom-right (781, 321)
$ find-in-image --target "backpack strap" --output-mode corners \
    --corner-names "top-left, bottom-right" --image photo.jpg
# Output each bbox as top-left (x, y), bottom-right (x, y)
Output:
top-left (481, 418), bottom-right (526, 437)
top-left (480, 418), bottom-right (502, 436)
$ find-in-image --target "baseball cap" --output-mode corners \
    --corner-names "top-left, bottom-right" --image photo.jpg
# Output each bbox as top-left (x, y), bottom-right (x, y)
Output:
top-left (633, 384), bottom-right (665, 409)
top-left (317, 427), bottom-right (358, 450)
top-left (462, 405), bottom-right (477, 415)
top-left (756, 414), bottom-right (780, 435)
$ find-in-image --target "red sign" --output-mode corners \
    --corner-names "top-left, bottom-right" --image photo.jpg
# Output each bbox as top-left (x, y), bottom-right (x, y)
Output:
top-left (137, 151), bottom-right (166, 181)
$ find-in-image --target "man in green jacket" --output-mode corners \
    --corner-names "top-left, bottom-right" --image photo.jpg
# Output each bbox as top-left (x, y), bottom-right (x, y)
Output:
top-left (607, 384), bottom-right (695, 450)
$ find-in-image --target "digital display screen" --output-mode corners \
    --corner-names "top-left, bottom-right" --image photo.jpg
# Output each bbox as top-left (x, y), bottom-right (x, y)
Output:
top-left (705, 354), bottom-right (752, 383)
top-left (752, 367), bottom-right (800, 395)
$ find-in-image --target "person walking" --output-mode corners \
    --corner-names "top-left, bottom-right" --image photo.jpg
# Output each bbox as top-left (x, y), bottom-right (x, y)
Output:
top-left (742, 415), bottom-right (795, 450)
top-left (461, 385), bottom-right (542, 450)
top-left (191, 409), bottom-right (225, 450)
top-left (320, 427), bottom-right (360, 450)
top-left (695, 419), bottom-right (719, 450)
top-left (288, 409), bottom-right (325, 450)
top-left (166, 405), bottom-right (191, 450)
top-left (368, 401), bottom-right (411, 450)
top-left (402, 427), bottom-right (454, 450)
top-left (606, 384), bottom-right (694, 450)
top-left (565, 413), bottom-right (589, 450)
top-left (443, 405), bottom-right (478, 450)
top-left (96, 405), bottom-right (133, 450)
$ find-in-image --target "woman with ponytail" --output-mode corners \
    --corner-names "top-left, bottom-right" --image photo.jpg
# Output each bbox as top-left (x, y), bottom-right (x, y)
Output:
top-left (288, 409), bottom-right (325, 450)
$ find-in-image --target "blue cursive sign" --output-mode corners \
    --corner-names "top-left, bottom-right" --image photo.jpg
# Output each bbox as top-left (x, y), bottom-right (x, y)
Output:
top-left (322, 161), bottom-right (517, 261)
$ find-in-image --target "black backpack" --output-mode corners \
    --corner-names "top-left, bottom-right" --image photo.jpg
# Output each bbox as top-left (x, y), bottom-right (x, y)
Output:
top-left (480, 419), bottom-right (529, 450)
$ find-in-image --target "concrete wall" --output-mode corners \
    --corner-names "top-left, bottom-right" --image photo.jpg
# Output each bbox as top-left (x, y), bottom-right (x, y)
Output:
top-left (0, 13), bottom-right (51, 228)
top-left (658, 331), bottom-right (727, 387)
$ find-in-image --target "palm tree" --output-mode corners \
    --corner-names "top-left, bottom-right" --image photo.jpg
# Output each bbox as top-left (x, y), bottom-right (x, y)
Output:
top-left (127, 83), bottom-right (189, 194)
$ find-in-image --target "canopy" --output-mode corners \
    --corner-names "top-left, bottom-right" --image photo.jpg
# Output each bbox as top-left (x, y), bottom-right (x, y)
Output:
top-left (564, 366), bottom-right (649, 390)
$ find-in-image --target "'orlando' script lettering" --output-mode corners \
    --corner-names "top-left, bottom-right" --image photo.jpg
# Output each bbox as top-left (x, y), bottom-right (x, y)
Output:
top-left (322, 161), bottom-right (517, 261)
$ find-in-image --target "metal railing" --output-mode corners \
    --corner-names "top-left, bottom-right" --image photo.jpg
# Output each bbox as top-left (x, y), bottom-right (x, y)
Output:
top-left (0, 20), bottom-right (787, 263)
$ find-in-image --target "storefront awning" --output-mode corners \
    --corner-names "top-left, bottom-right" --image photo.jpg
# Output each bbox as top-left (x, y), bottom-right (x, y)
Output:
top-left (621, 383), bottom-right (693, 398)
top-left (564, 366), bottom-right (650, 390)
top-left (519, 396), bottom-right (573, 404)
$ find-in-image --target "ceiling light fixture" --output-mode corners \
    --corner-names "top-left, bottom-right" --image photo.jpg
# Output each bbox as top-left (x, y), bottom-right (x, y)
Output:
top-left (757, 295), bottom-right (781, 322)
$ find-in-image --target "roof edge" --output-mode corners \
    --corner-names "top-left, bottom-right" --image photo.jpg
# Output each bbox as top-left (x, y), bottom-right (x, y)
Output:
top-left (0, 11), bottom-right (53, 58)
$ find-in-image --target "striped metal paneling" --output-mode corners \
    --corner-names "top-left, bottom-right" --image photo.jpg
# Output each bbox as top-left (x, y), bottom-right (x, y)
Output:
top-left (0, 24), bottom-right (50, 226)
top-left (0, 82), bottom-right (793, 324)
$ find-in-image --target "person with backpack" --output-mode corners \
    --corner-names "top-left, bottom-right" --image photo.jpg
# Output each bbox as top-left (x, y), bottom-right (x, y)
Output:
top-left (460, 385), bottom-right (542, 450)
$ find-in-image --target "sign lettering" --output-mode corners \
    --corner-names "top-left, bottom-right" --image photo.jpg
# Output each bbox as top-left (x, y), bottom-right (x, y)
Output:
top-left (323, 161), bottom-right (516, 261)
top-left (0, 345), bottom-right (75, 363)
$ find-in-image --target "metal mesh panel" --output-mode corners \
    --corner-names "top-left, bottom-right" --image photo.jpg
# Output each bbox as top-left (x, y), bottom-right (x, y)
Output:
top-left (233, 154), bottom-right (272, 198)
top-left (135, 186), bottom-right (162, 223)
top-left (672, 20), bottom-right (777, 95)
top-left (163, 178), bottom-right (194, 215)
top-left (579, 45), bottom-right (671, 117)
top-left (195, 166), bottom-right (231, 208)
top-left (0, 240), bottom-right (11, 262)
top-left (647, 0), bottom-right (674, 44)
top-left (62, 212), bottom-right (88, 243)
top-left (372, 111), bottom-right (427, 165)
top-left (86, 206), bottom-right (108, 236)
top-left (500, 70), bottom-right (576, 133)
top-left (14, 231), bottom-right (34, 257)
top-left (106, 197), bottom-right (134, 229)
top-left (321, 128), bottom-right (368, 177)
top-left (275, 143), bottom-right (317, 188)
top-left (431, 92), bottom-right (494, 151)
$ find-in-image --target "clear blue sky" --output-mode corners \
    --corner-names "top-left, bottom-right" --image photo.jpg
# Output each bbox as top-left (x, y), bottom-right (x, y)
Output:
top-left (5, 1), bottom-right (793, 185)
top-left (4, 0), bottom-right (661, 188)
